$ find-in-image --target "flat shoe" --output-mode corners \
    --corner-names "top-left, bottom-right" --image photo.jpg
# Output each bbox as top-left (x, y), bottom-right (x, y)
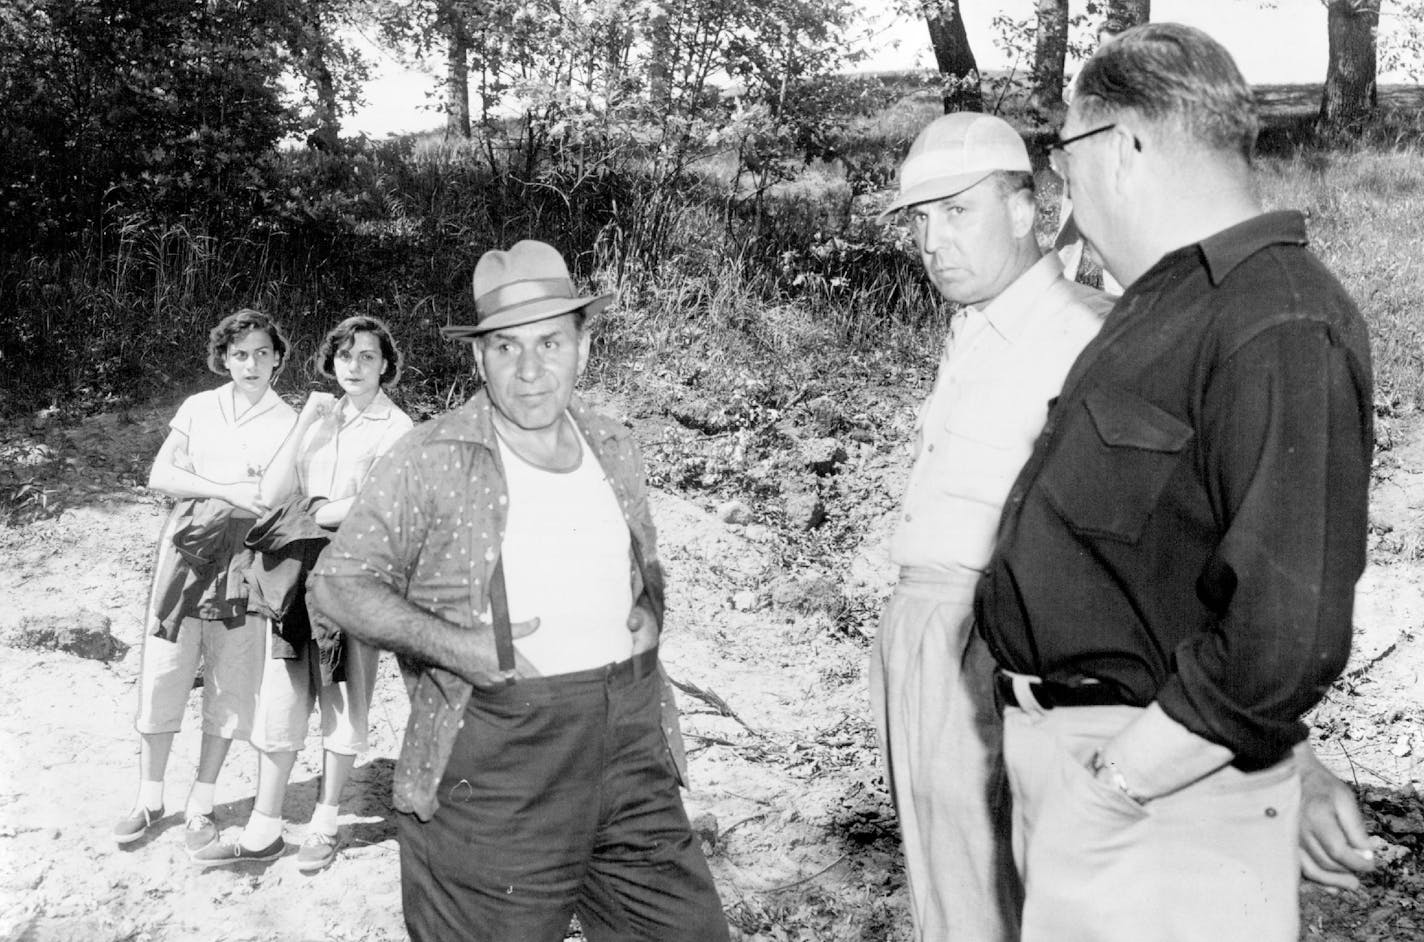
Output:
top-left (113, 805), bottom-right (164, 845)
top-left (190, 836), bottom-right (285, 868)
top-left (184, 813), bottom-right (219, 854)
top-left (296, 830), bottom-right (339, 873)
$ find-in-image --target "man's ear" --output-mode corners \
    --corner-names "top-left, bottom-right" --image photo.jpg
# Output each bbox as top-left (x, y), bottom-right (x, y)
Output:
top-left (1009, 188), bottom-right (1037, 239)
top-left (576, 328), bottom-right (592, 378)
top-left (470, 342), bottom-right (486, 383)
top-left (1108, 123), bottom-right (1143, 192)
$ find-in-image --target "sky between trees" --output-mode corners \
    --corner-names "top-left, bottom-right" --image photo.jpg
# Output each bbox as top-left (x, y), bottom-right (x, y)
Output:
top-left (345, 0), bottom-right (1403, 137)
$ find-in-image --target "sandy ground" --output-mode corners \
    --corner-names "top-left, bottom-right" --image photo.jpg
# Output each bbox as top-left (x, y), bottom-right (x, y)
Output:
top-left (0, 395), bottom-right (1420, 942)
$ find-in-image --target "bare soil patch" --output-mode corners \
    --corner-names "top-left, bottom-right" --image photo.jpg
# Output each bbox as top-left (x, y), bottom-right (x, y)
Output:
top-left (0, 390), bottom-right (1420, 942)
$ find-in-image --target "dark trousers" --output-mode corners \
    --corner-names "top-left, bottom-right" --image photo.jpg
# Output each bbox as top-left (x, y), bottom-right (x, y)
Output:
top-left (399, 648), bottom-right (728, 942)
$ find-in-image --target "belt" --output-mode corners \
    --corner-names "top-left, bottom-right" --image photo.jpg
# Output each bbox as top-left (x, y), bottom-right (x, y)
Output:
top-left (994, 671), bottom-right (1127, 710)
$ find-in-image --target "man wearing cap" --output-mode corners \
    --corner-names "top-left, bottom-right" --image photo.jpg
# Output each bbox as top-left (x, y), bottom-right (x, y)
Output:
top-left (870, 113), bottom-right (1111, 941)
top-left (307, 240), bottom-right (727, 942)
top-left (976, 24), bottom-right (1373, 940)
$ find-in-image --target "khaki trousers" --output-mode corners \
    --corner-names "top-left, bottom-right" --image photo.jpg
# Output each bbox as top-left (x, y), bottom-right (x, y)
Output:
top-left (1003, 704), bottom-right (1300, 942)
top-left (870, 569), bottom-right (1019, 942)
top-left (135, 613), bottom-right (265, 739)
top-left (251, 632), bottom-right (383, 754)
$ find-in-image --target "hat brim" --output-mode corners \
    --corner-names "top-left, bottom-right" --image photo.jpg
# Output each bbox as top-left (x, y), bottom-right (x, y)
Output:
top-left (440, 293), bottom-right (613, 341)
top-left (874, 169), bottom-right (996, 223)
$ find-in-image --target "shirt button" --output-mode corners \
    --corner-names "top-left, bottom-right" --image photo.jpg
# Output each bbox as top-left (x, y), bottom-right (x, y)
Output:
top-left (904, 513), bottom-right (912, 522)
top-left (926, 443), bottom-right (934, 452)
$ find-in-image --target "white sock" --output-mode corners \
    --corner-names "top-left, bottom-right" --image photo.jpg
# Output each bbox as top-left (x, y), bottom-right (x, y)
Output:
top-left (186, 782), bottom-right (216, 818)
top-left (309, 802), bottom-right (340, 837)
top-left (241, 810), bottom-right (283, 851)
top-left (137, 780), bottom-right (164, 812)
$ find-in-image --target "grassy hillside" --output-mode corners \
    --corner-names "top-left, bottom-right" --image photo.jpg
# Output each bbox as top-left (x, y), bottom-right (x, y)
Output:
top-left (1, 76), bottom-right (1420, 426)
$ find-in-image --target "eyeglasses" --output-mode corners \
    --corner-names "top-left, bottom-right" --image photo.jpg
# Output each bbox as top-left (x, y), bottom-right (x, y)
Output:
top-left (1048, 124), bottom-right (1142, 178)
top-left (1051, 123), bottom-right (1119, 152)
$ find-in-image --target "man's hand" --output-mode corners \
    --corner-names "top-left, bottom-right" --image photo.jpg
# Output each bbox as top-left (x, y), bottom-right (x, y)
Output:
top-left (628, 598), bottom-right (659, 656)
top-left (1297, 742), bottom-right (1375, 891)
top-left (310, 573), bottom-right (544, 694)
top-left (467, 617), bottom-right (541, 691)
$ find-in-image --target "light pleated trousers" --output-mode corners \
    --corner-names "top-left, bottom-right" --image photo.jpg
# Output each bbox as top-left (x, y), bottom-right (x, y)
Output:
top-left (869, 567), bottom-right (1020, 942)
top-left (1003, 704), bottom-right (1300, 942)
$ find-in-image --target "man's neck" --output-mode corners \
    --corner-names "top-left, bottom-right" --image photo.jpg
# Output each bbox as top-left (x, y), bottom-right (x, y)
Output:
top-left (492, 410), bottom-right (582, 472)
top-left (1110, 167), bottom-right (1260, 287)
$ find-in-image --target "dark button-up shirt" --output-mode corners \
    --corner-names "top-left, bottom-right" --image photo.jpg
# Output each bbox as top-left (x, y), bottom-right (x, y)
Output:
top-left (310, 389), bottom-right (684, 820)
top-left (976, 211), bottom-right (1374, 768)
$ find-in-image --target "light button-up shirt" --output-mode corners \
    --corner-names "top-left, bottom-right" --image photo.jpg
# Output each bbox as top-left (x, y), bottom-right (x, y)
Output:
top-left (890, 253), bottom-right (1110, 574)
top-left (297, 389), bottom-right (414, 501)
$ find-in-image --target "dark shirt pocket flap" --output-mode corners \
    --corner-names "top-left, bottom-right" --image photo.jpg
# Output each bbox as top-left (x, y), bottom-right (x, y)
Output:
top-left (1042, 390), bottom-right (1194, 544)
top-left (1084, 389), bottom-right (1193, 453)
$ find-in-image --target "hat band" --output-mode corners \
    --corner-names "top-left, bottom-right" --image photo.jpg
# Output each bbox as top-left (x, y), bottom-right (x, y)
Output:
top-left (475, 277), bottom-right (574, 318)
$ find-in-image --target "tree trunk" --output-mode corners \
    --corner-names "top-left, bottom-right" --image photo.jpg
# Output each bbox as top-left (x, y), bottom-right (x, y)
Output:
top-left (1318, 0), bottom-right (1379, 129)
top-left (1029, 0), bottom-right (1069, 117)
top-left (445, 17), bottom-right (471, 139)
top-left (307, 25), bottom-right (341, 151)
top-left (924, 0), bottom-right (982, 113)
top-left (647, 7), bottom-right (672, 108)
top-left (284, 1), bottom-right (341, 151)
top-left (1103, 0), bottom-right (1150, 33)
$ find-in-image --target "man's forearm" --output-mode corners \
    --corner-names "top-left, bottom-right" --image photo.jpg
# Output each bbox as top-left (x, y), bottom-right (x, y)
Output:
top-left (308, 573), bottom-right (499, 686)
top-left (1098, 702), bottom-right (1234, 802)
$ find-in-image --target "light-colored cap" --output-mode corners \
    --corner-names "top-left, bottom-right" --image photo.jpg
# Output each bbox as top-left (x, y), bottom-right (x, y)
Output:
top-left (876, 113), bottom-right (1032, 222)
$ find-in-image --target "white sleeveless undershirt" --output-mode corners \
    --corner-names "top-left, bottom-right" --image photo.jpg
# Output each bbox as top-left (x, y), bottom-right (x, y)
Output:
top-left (495, 419), bottom-right (634, 676)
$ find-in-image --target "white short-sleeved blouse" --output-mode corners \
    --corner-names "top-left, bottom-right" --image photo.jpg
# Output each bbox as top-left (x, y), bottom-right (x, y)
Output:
top-left (296, 389), bottom-right (414, 501)
top-left (169, 383), bottom-right (297, 481)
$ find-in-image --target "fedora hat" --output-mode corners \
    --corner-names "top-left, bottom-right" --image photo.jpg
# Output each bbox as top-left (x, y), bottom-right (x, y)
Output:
top-left (876, 113), bottom-right (1031, 222)
top-left (440, 240), bottom-right (613, 341)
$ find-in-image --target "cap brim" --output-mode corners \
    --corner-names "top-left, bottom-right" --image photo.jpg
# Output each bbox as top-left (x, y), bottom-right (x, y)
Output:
top-left (874, 169), bottom-right (995, 223)
top-left (440, 293), bottom-right (613, 341)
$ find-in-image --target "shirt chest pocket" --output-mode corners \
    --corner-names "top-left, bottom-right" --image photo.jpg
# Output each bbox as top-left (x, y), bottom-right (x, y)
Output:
top-left (938, 378), bottom-right (1050, 453)
top-left (1040, 388), bottom-right (1193, 543)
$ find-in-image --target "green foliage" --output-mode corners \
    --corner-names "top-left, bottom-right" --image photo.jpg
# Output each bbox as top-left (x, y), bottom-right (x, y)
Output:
top-left (1380, 0), bottom-right (1424, 82)
top-left (3, 38), bottom-right (1423, 454)
top-left (981, 6), bottom-right (1105, 118)
top-left (0, 0), bottom-right (301, 250)
top-left (373, 0), bottom-right (868, 269)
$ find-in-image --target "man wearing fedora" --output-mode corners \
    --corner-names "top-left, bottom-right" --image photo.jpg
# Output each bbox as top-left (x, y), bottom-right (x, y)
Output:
top-left (870, 113), bottom-right (1111, 941)
top-left (308, 240), bottom-right (728, 942)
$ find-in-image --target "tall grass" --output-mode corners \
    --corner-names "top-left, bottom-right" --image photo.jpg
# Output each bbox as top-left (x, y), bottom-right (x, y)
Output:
top-left (0, 127), bottom-right (946, 421)
top-left (3, 83), bottom-right (1421, 426)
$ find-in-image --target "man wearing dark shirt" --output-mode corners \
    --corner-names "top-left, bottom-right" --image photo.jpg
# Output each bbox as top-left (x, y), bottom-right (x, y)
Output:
top-left (975, 23), bottom-right (1375, 941)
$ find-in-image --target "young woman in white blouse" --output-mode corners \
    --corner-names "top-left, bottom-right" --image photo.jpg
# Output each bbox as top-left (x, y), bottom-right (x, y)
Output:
top-left (114, 309), bottom-right (297, 855)
top-left (191, 315), bottom-right (414, 872)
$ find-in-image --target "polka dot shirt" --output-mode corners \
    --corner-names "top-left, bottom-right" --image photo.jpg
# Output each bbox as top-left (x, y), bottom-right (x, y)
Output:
top-left (311, 390), bottom-right (683, 820)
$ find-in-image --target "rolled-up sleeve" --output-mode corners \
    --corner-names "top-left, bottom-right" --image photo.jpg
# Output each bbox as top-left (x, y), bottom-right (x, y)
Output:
top-left (311, 434), bottom-right (429, 596)
top-left (1158, 319), bottom-right (1372, 766)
